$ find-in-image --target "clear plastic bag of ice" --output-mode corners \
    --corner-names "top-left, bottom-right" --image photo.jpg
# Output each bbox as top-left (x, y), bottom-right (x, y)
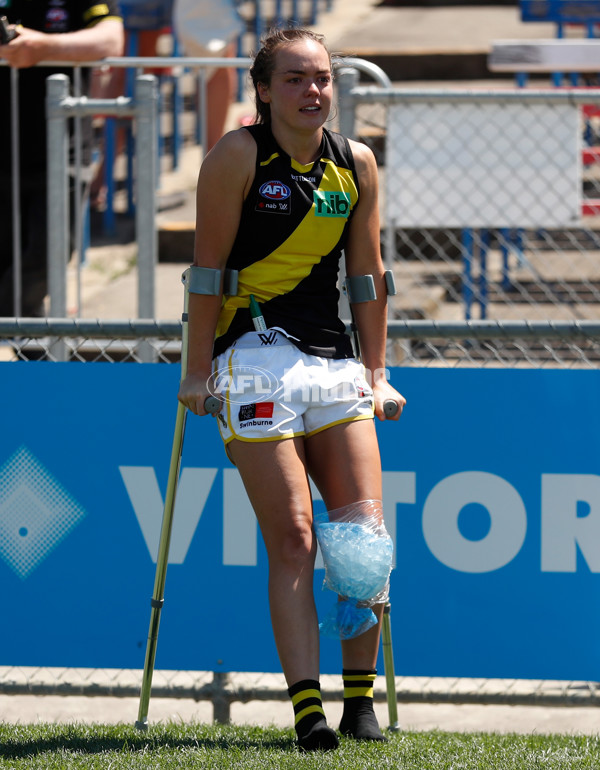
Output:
top-left (314, 500), bottom-right (393, 639)
top-left (315, 519), bottom-right (393, 600)
top-left (318, 598), bottom-right (378, 640)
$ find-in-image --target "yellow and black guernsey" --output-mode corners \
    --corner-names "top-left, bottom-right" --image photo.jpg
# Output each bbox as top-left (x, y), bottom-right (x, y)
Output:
top-left (213, 124), bottom-right (360, 359)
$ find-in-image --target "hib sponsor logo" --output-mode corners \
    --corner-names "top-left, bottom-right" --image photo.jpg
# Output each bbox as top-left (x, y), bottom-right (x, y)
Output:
top-left (259, 181), bottom-right (291, 200)
top-left (314, 190), bottom-right (351, 218)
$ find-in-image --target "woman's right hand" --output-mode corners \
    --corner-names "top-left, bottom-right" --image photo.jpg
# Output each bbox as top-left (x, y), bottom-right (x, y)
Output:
top-left (177, 373), bottom-right (221, 416)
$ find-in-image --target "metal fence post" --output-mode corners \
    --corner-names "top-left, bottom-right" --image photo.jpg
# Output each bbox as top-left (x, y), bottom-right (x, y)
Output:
top-left (10, 67), bottom-right (22, 318)
top-left (132, 75), bottom-right (159, 364)
top-left (135, 75), bottom-right (158, 321)
top-left (46, 74), bottom-right (71, 361)
top-left (212, 671), bottom-right (231, 724)
top-left (198, 69), bottom-right (208, 156)
top-left (336, 66), bottom-right (359, 141)
top-left (46, 74), bottom-right (70, 320)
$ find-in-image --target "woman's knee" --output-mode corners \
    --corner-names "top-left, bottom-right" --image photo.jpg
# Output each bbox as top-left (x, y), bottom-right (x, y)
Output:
top-left (271, 520), bottom-right (316, 571)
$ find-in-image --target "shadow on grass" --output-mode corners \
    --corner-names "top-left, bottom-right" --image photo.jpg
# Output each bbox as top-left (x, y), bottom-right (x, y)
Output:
top-left (0, 725), bottom-right (294, 760)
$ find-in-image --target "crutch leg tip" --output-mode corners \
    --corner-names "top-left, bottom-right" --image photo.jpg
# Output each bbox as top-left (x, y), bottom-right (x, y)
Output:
top-left (135, 719), bottom-right (149, 731)
top-left (387, 722), bottom-right (401, 733)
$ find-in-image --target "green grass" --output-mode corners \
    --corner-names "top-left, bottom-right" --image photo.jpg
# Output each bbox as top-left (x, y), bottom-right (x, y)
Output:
top-left (0, 722), bottom-right (599, 769)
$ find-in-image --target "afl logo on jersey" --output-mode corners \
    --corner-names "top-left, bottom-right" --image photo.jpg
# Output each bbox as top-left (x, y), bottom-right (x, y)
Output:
top-left (45, 7), bottom-right (69, 30)
top-left (259, 181), bottom-right (291, 200)
top-left (256, 180), bottom-right (292, 215)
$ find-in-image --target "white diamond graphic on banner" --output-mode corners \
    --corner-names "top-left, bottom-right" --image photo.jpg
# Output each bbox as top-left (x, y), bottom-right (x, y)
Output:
top-left (0, 447), bottom-right (87, 579)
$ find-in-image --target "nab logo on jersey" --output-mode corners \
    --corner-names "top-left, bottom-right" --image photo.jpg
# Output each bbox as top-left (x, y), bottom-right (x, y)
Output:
top-left (314, 191), bottom-right (351, 218)
top-left (259, 181), bottom-right (291, 200)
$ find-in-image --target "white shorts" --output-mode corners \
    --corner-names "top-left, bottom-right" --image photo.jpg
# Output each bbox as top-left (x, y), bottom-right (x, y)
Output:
top-left (211, 331), bottom-right (374, 446)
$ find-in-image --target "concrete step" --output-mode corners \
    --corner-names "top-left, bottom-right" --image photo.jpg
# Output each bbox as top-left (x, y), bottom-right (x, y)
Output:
top-left (353, 50), bottom-right (506, 82)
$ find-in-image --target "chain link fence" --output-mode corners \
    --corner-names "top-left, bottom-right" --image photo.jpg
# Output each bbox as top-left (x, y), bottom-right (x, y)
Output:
top-left (2, 319), bottom-right (600, 369)
top-left (2, 666), bottom-right (599, 726)
top-left (338, 79), bottom-right (600, 345)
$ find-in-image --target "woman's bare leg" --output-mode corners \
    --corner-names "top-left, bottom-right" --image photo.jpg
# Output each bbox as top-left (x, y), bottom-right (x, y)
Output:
top-left (228, 436), bottom-right (319, 683)
top-left (306, 419), bottom-right (389, 740)
top-left (206, 42), bottom-right (237, 151)
top-left (228, 435), bottom-right (339, 749)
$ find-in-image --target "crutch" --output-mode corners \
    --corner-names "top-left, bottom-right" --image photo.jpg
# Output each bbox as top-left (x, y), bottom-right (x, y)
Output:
top-left (135, 269), bottom-right (219, 731)
top-left (343, 271), bottom-right (400, 730)
top-left (381, 603), bottom-right (399, 731)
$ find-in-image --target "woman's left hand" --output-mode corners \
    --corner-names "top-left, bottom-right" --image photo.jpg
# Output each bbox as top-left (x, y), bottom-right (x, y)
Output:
top-left (372, 380), bottom-right (406, 422)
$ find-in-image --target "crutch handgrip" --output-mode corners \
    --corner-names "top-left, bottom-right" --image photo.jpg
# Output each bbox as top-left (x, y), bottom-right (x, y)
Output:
top-left (383, 399), bottom-right (399, 419)
top-left (204, 396), bottom-right (221, 414)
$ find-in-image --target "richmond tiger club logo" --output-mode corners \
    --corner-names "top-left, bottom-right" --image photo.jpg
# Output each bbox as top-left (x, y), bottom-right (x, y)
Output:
top-left (256, 181), bottom-right (291, 215)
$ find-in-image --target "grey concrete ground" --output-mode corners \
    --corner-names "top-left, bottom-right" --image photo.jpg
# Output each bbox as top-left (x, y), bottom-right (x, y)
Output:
top-left (2, 669), bottom-right (598, 733)
top-left (330, 3), bottom-right (554, 55)
top-left (2, 693), bottom-right (600, 735)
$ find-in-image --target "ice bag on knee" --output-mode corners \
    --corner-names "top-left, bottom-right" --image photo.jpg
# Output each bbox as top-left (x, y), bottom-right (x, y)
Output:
top-left (314, 499), bottom-right (393, 639)
top-left (314, 499), bottom-right (393, 601)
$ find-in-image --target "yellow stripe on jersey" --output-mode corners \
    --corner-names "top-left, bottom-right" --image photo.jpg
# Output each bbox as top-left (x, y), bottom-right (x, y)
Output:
top-left (215, 159), bottom-right (358, 339)
top-left (87, 16), bottom-right (122, 26)
top-left (84, 4), bottom-right (110, 22)
top-left (260, 152), bottom-right (280, 167)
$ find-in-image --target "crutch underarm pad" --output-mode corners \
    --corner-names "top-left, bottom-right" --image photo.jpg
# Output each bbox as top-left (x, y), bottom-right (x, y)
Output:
top-left (384, 269), bottom-right (397, 297)
top-left (224, 269), bottom-right (239, 296)
top-left (183, 266), bottom-right (240, 296)
top-left (186, 266), bottom-right (222, 295)
top-left (346, 271), bottom-right (397, 303)
top-left (345, 274), bottom-right (377, 303)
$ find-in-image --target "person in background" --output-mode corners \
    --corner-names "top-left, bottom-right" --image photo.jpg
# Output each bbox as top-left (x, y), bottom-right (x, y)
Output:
top-left (177, 27), bottom-right (406, 752)
top-left (89, 0), bottom-right (174, 211)
top-left (0, 2), bottom-right (124, 317)
top-left (173, 0), bottom-right (244, 152)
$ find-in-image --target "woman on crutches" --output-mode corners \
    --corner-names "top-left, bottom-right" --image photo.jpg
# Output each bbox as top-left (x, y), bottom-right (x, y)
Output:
top-left (177, 27), bottom-right (406, 752)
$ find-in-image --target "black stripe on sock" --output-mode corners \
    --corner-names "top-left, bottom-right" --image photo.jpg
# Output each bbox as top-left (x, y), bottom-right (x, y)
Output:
top-left (288, 679), bottom-right (321, 698)
top-left (292, 696), bottom-right (322, 717)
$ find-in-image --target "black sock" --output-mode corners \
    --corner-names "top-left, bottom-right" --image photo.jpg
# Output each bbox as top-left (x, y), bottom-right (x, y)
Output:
top-left (339, 669), bottom-right (388, 741)
top-left (288, 679), bottom-right (339, 752)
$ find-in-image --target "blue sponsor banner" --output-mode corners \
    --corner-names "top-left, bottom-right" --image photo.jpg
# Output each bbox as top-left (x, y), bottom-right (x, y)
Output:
top-left (521, 0), bottom-right (600, 23)
top-left (1, 363), bottom-right (599, 679)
